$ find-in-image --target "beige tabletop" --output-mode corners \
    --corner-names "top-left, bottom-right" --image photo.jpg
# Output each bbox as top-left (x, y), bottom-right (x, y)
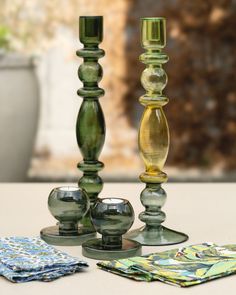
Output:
top-left (0, 182), bottom-right (235, 294)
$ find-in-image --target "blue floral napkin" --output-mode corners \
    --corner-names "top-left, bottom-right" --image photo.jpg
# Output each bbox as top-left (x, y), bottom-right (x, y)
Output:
top-left (0, 237), bottom-right (88, 282)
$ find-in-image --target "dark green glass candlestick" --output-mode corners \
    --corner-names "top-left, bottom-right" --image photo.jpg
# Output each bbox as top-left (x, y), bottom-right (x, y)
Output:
top-left (40, 186), bottom-right (94, 245)
top-left (125, 17), bottom-right (188, 246)
top-left (76, 16), bottom-right (105, 234)
top-left (82, 198), bottom-right (142, 260)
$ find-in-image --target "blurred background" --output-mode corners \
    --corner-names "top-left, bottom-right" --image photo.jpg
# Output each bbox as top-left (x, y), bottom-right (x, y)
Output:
top-left (0, 0), bottom-right (235, 183)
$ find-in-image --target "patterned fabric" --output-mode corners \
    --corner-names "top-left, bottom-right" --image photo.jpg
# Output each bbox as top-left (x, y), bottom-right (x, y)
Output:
top-left (0, 237), bottom-right (88, 282)
top-left (98, 243), bottom-right (236, 287)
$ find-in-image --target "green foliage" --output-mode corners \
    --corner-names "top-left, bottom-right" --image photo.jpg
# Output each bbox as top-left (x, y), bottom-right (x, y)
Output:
top-left (0, 26), bottom-right (10, 50)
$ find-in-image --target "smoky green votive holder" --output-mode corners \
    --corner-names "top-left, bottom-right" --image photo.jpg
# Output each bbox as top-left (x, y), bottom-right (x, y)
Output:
top-left (82, 198), bottom-right (142, 260)
top-left (40, 186), bottom-right (96, 246)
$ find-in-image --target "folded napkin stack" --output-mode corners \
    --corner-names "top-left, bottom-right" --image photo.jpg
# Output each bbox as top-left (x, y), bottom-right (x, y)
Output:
top-left (0, 237), bottom-right (88, 282)
top-left (98, 243), bottom-right (236, 287)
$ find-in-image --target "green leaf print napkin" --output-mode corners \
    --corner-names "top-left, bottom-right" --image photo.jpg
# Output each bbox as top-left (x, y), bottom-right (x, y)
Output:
top-left (97, 243), bottom-right (236, 287)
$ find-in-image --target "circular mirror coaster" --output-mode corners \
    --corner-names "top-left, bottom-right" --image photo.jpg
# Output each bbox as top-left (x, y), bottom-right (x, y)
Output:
top-left (82, 238), bottom-right (141, 260)
top-left (41, 226), bottom-right (96, 246)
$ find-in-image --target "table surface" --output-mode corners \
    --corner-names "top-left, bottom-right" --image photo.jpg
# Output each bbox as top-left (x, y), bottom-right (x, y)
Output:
top-left (0, 182), bottom-right (236, 295)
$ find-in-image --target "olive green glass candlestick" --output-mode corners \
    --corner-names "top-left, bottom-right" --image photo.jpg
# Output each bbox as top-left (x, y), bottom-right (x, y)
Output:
top-left (82, 198), bottom-right (142, 260)
top-left (40, 186), bottom-right (94, 246)
top-left (76, 16), bottom-right (105, 234)
top-left (125, 17), bottom-right (188, 246)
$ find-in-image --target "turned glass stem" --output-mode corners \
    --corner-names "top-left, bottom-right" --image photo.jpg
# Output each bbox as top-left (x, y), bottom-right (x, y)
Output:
top-left (125, 17), bottom-right (188, 246)
top-left (139, 18), bottom-right (169, 229)
top-left (76, 16), bottom-right (105, 232)
top-left (59, 221), bottom-right (78, 235)
top-left (102, 236), bottom-right (122, 250)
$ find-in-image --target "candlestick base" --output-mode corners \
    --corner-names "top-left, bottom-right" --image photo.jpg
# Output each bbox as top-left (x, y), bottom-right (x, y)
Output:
top-left (125, 225), bottom-right (188, 246)
top-left (40, 225), bottom-right (96, 246)
top-left (82, 238), bottom-right (141, 260)
top-left (80, 213), bottom-right (96, 234)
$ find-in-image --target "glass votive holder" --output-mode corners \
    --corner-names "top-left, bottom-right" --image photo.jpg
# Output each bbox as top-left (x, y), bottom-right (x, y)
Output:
top-left (40, 186), bottom-right (96, 246)
top-left (82, 197), bottom-right (142, 260)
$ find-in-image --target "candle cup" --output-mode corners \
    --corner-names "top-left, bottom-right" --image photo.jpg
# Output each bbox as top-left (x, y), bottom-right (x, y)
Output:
top-left (40, 186), bottom-right (96, 246)
top-left (82, 198), bottom-right (142, 260)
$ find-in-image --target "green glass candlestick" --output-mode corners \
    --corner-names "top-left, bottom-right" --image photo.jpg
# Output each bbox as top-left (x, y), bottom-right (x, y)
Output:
top-left (82, 198), bottom-right (142, 260)
top-left (76, 16), bottom-right (105, 234)
top-left (40, 186), bottom-right (94, 245)
top-left (125, 17), bottom-right (188, 246)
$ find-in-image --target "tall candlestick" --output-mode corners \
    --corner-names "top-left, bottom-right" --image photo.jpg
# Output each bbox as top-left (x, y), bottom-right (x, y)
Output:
top-left (76, 16), bottom-right (105, 234)
top-left (125, 17), bottom-right (188, 245)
